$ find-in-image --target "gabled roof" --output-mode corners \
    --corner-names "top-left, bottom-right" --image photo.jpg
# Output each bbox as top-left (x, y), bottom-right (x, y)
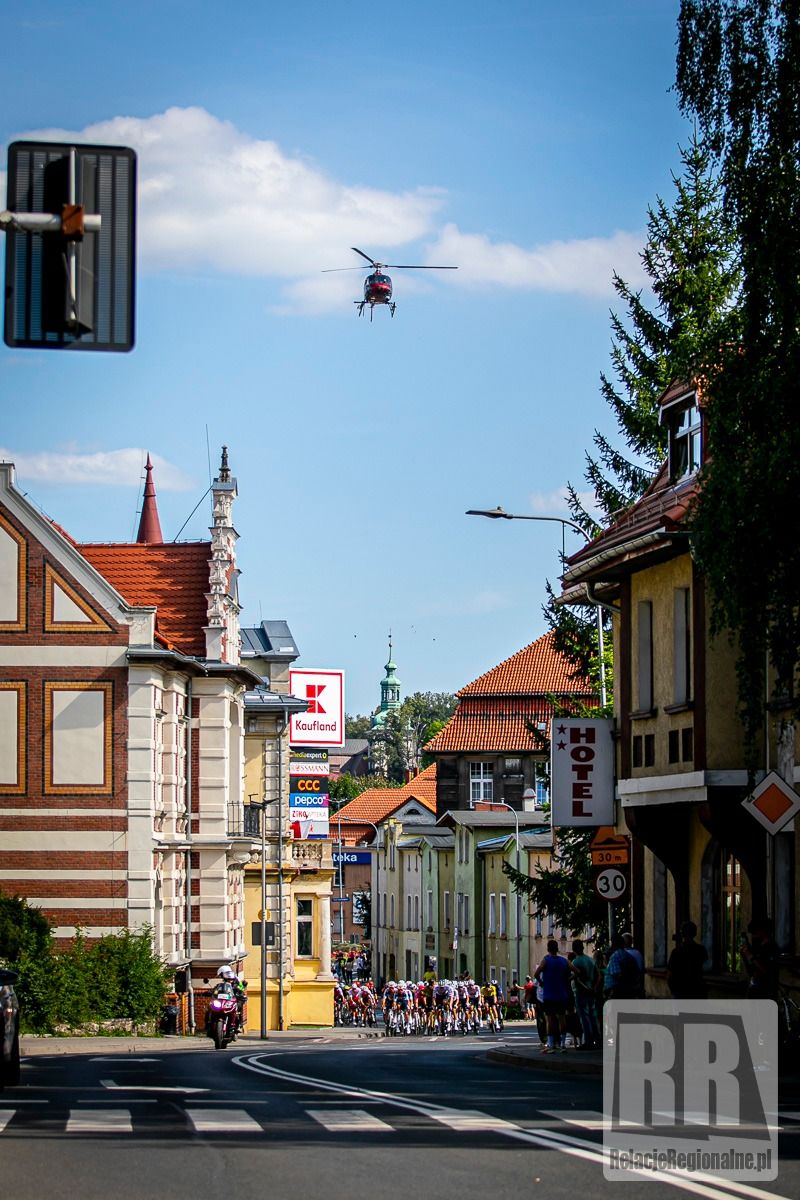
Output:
top-left (457, 631), bottom-right (592, 697)
top-left (334, 764), bottom-right (437, 830)
top-left (425, 633), bottom-right (595, 754)
top-left (79, 541), bottom-right (210, 656)
top-left (438, 810), bottom-right (549, 829)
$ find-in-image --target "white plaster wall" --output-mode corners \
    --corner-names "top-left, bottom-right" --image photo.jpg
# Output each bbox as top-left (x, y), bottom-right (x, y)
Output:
top-left (51, 688), bottom-right (105, 786)
top-left (0, 689), bottom-right (18, 785)
top-left (0, 523), bottom-right (19, 622)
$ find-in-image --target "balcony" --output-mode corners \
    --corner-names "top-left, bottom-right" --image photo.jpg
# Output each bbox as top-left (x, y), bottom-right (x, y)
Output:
top-left (292, 841), bottom-right (323, 871)
top-left (228, 804), bottom-right (262, 838)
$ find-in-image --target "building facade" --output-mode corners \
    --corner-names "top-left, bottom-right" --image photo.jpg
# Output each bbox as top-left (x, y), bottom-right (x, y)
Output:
top-left (0, 451), bottom-right (260, 1024)
top-left (560, 380), bottom-right (799, 991)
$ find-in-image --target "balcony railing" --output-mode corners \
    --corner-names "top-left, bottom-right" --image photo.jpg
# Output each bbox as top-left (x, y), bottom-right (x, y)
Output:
top-left (292, 841), bottom-right (323, 869)
top-left (228, 804), bottom-right (262, 838)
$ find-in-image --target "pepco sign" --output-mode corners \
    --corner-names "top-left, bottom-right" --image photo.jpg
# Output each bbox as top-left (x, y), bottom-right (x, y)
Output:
top-left (550, 717), bottom-right (614, 827)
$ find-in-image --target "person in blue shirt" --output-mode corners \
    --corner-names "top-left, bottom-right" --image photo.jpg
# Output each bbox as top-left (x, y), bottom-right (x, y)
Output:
top-left (534, 939), bottom-right (574, 1053)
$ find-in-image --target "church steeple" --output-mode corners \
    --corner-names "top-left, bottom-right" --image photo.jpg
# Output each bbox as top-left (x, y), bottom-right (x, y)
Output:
top-left (379, 631), bottom-right (401, 714)
top-left (136, 453), bottom-right (164, 544)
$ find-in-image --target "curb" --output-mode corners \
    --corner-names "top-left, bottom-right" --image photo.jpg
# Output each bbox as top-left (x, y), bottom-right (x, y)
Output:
top-left (486, 1048), bottom-right (603, 1076)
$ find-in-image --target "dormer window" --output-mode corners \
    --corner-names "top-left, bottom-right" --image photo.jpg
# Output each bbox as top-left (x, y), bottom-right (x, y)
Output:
top-left (663, 390), bottom-right (702, 481)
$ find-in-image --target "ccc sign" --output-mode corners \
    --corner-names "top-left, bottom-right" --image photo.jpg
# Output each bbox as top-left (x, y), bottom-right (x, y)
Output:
top-left (292, 777), bottom-right (323, 793)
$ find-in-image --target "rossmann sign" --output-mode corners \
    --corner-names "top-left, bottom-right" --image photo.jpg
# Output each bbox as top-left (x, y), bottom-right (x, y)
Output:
top-left (289, 669), bottom-right (345, 747)
top-left (550, 717), bottom-right (615, 827)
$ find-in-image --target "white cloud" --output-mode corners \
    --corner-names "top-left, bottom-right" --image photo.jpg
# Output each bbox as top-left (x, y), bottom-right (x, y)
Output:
top-left (426, 223), bottom-right (646, 298)
top-left (19, 108), bottom-right (444, 282)
top-left (13, 107), bottom-right (646, 309)
top-left (0, 447), bottom-right (193, 490)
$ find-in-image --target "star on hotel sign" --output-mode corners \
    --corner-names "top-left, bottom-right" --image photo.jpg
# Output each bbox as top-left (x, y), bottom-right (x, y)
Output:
top-left (742, 770), bottom-right (800, 834)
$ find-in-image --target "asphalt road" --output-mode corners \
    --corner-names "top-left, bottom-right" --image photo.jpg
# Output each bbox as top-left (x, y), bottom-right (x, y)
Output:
top-left (2, 1030), bottom-right (798, 1200)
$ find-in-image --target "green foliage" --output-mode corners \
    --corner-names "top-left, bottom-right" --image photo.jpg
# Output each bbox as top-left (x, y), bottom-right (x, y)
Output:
top-left (503, 827), bottom-right (608, 936)
top-left (328, 772), bottom-right (398, 809)
top-left (399, 691), bottom-right (457, 771)
top-left (546, 135), bottom-right (739, 715)
top-left (344, 713), bottom-right (371, 739)
top-left (677, 0), bottom-right (800, 760)
top-left (0, 892), bottom-right (169, 1033)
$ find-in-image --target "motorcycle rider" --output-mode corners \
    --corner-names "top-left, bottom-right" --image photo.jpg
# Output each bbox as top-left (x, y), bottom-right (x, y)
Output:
top-left (216, 966), bottom-right (246, 1034)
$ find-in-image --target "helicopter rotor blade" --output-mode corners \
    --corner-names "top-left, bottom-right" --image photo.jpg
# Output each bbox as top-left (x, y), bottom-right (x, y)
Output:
top-left (351, 246), bottom-right (379, 266)
top-left (321, 266), bottom-right (373, 272)
top-left (383, 264), bottom-right (458, 270)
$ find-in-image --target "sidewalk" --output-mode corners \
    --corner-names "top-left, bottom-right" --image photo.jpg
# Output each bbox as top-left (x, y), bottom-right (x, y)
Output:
top-left (487, 1040), bottom-right (603, 1076)
top-left (20, 1026), bottom-right (381, 1057)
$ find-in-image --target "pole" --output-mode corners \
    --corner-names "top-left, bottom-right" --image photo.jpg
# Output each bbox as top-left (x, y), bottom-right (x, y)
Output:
top-left (338, 818), bottom-right (345, 943)
top-left (277, 711), bottom-right (286, 1031)
top-left (492, 800), bottom-right (522, 987)
top-left (260, 742), bottom-right (268, 1039)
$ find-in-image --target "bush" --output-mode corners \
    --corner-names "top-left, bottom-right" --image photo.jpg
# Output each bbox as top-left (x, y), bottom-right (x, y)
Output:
top-left (0, 892), bottom-right (170, 1033)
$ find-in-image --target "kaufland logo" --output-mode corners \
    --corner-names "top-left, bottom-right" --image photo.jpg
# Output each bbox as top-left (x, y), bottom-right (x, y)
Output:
top-left (289, 669), bottom-right (345, 747)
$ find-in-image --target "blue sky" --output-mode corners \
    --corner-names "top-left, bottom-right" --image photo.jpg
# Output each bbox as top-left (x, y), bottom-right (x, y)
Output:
top-left (1, 2), bottom-right (688, 714)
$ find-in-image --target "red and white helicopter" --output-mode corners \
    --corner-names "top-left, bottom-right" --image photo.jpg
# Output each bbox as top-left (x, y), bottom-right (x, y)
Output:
top-left (323, 247), bottom-right (457, 319)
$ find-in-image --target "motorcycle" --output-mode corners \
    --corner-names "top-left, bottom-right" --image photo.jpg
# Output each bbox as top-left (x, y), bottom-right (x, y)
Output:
top-left (206, 987), bottom-right (239, 1049)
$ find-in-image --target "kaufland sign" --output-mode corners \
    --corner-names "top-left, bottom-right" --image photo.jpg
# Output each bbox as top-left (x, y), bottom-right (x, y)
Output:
top-left (289, 669), bottom-right (345, 747)
top-left (550, 717), bottom-right (615, 827)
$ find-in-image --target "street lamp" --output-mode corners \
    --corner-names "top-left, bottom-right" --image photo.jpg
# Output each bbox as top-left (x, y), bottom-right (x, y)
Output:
top-left (484, 799), bottom-right (522, 989)
top-left (466, 507), bottom-right (607, 706)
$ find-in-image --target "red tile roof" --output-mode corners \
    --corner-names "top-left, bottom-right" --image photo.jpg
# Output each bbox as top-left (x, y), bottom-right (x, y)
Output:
top-left (458, 632), bottom-right (593, 697)
top-left (425, 633), bottom-right (595, 755)
top-left (79, 542), bottom-right (210, 657)
top-left (334, 764), bottom-right (438, 832)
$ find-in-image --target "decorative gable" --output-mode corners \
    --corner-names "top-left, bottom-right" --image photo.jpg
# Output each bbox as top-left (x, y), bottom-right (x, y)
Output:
top-left (44, 563), bottom-right (113, 632)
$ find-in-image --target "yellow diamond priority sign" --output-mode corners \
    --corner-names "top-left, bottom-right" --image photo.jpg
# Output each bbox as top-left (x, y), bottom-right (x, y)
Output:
top-left (742, 771), bottom-right (800, 834)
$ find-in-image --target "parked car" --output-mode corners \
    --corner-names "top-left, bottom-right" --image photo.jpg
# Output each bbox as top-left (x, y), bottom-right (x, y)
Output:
top-left (0, 969), bottom-right (20, 1088)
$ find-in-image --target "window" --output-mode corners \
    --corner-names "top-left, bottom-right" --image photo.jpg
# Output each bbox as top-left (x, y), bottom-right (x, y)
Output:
top-left (443, 891), bottom-right (451, 929)
top-left (456, 892), bottom-right (463, 933)
top-left (667, 393), bottom-right (702, 481)
top-left (504, 757), bottom-right (521, 774)
top-left (414, 895), bottom-right (419, 929)
top-left (470, 761), bottom-right (493, 804)
top-left (500, 893), bottom-right (508, 937)
top-left (637, 600), bottom-right (653, 712)
top-left (489, 893), bottom-right (497, 935)
top-left (390, 895), bottom-right (395, 928)
top-left (673, 587), bottom-right (691, 705)
top-left (389, 837), bottom-right (396, 871)
top-left (668, 729), bottom-right (680, 764)
top-left (407, 895), bottom-right (412, 930)
top-left (426, 889), bottom-right (433, 928)
top-left (682, 726), bottom-right (694, 763)
top-left (632, 735), bottom-right (643, 768)
top-left (535, 913), bottom-right (543, 937)
top-left (500, 968), bottom-right (507, 995)
top-left (535, 764), bottom-right (549, 808)
top-left (547, 912), bottom-right (555, 936)
top-left (644, 733), bottom-right (655, 767)
top-left (296, 899), bottom-right (313, 957)
top-left (463, 895), bottom-right (470, 935)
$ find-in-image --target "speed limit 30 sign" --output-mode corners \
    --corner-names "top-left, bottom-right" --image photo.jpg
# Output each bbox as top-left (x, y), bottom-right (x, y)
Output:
top-left (593, 866), bottom-right (628, 903)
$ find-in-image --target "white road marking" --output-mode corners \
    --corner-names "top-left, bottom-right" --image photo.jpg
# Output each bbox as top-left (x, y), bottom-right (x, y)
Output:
top-left (89, 1057), bottom-right (159, 1063)
top-left (538, 1109), bottom-right (609, 1131)
top-left (306, 1108), bottom-right (394, 1132)
top-left (234, 1054), bottom-right (794, 1200)
top-left (100, 1078), bottom-right (207, 1093)
top-left (186, 1108), bottom-right (263, 1134)
top-left (429, 1109), bottom-right (517, 1132)
top-left (66, 1108), bottom-right (133, 1134)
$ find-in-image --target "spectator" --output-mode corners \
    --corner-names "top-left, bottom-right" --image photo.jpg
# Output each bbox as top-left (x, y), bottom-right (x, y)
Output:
top-left (604, 933), bottom-right (642, 1000)
top-left (622, 932), bottom-right (645, 997)
top-left (740, 918), bottom-right (780, 1001)
top-left (571, 938), bottom-right (600, 1049)
top-left (667, 921), bottom-right (709, 999)
top-left (522, 975), bottom-right (537, 1021)
top-left (534, 939), bottom-right (574, 1053)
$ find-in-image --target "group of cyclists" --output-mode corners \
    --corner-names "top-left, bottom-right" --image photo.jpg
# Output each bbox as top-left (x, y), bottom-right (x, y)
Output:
top-left (334, 975), bottom-right (507, 1036)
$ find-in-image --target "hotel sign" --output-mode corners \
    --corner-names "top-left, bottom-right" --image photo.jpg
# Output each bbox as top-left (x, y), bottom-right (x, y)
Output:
top-left (550, 717), bottom-right (615, 827)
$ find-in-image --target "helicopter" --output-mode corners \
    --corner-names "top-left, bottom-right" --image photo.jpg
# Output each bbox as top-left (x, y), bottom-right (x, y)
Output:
top-left (322, 247), bottom-right (457, 319)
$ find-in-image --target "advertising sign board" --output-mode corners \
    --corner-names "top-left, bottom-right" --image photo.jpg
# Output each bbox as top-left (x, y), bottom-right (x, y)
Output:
top-left (289, 669), bottom-right (345, 747)
top-left (550, 717), bottom-right (615, 827)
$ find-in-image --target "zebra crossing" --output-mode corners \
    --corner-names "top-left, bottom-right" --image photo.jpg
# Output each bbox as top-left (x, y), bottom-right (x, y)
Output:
top-left (0, 1103), bottom-right (798, 1139)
